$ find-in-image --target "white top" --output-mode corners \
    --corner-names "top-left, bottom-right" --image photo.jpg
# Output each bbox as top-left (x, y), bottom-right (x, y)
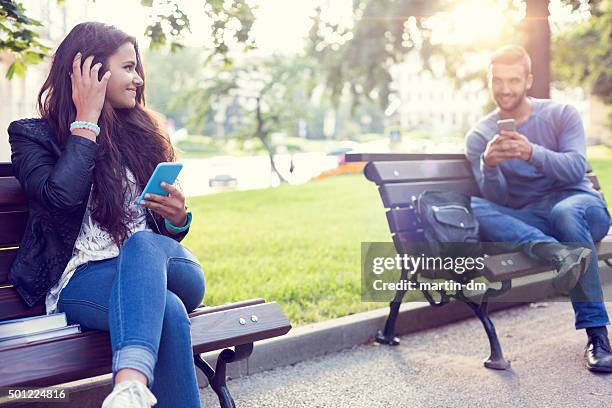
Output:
top-left (45, 168), bottom-right (153, 315)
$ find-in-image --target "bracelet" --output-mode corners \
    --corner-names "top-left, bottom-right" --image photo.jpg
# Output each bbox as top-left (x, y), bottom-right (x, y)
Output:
top-left (70, 120), bottom-right (100, 137)
top-left (164, 211), bottom-right (192, 234)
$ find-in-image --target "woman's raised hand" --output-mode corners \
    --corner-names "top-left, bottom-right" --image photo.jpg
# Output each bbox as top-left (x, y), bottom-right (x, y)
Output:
top-left (70, 53), bottom-right (111, 124)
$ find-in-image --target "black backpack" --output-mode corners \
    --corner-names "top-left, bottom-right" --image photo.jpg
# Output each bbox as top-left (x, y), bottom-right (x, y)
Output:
top-left (416, 190), bottom-right (481, 257)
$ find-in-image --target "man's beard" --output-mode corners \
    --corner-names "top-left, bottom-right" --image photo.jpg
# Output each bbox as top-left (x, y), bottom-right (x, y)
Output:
top-left (495, 88), bottom-right (527, 112)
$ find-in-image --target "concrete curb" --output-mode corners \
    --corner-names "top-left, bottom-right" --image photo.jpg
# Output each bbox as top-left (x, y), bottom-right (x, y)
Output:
top-left (3, 264), bottom-right (611, 407)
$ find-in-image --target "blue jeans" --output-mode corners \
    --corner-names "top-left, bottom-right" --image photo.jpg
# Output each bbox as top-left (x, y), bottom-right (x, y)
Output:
top-left (472, 190), bottom-right (611, 330)
top-left (57, 231), bottom-right (206, 408)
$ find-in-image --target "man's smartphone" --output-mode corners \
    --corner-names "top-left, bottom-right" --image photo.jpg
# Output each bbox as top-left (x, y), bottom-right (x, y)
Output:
top-left (136, 162), bottom-right (183, 205)
top-left (497, 118), bottom-right (516, 133)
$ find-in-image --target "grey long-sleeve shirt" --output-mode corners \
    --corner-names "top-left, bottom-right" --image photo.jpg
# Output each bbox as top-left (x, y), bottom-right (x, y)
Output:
top-left (465, 97), bottom-right (602, 209)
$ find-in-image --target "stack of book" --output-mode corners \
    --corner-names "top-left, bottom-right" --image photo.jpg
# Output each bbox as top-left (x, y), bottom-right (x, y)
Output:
top-left (0, 313), bottom-right (81, 348)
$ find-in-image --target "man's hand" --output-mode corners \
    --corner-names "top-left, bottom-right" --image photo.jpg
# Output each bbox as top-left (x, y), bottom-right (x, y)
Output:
top-left (483, 131), bottom-right (532, 167)
top-left (140, 182), bottom-right (188, 227)
top-left (500, 130), bottom-right (532, 161)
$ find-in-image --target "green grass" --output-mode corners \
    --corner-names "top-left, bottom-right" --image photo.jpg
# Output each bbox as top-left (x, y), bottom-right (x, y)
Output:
top-left (588, 145), bottom-right (612, 200)
top-left (182, 146), bottom-right (612, 326)
top-left (182, 174), bottom-right (391, 325)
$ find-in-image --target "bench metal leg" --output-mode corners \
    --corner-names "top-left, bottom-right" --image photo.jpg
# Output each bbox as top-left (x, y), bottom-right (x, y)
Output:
top-left (376, 268), bottom-right (411, 346)
top-left (194, 343), bottom-right (254, 408)
top-left (451, 280), bottom-right (512, 370)
top-left (463, 300), bottom-right (510, 370)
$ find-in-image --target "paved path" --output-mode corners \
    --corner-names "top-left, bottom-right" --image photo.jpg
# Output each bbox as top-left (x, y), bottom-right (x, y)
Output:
top-left (200, 295), bottom-right (612, 407)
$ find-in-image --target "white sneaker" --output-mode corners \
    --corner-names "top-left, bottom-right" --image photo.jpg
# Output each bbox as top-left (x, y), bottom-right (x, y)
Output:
top-left (101, 380), bottom-right (158, 408)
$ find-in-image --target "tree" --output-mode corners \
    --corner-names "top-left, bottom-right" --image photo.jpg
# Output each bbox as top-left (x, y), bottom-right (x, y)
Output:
top-left (307, 0), bottom-right (600, 110)
top-left (171, 55), bottom-right (317, 183)
top-left (552, 1), bottom-right (611, 105)
top-left (0, 0), bottom-right (256, 79)
top-left (142, 46), bottom-right (208, 128)
top-left (0, 0), bottom-right (51, 78)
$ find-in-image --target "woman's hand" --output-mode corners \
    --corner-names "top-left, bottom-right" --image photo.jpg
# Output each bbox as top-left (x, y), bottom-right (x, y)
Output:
top-left (140, 182), bottom-right (188, 227)
top-left (70, 53), bottom-right (111, 124)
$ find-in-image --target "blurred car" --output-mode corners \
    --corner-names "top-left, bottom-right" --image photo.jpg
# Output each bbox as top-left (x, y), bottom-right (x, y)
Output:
top-left (209, 174), bottom-right (238, 188)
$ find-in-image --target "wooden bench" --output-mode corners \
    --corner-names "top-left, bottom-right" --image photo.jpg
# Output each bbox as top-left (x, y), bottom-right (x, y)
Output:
top-left (347, 152), bottom-right (612, 370)
top-left (0, 162), bottom-right (291, 408)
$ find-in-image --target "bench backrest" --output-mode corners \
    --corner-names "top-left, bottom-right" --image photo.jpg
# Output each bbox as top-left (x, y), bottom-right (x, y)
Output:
top-left (346, 153), bottom-right (602, 252)
top-left (0, 163), bottom-right (45, 321)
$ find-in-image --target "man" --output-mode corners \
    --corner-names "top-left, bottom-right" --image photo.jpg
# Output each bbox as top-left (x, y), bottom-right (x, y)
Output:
top-left (465, 45), bottom-right (612, 372)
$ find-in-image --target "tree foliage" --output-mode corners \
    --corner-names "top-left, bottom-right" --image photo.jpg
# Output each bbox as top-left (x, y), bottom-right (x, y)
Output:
top-left (0, 0), bottom-right (256, 79)
top-left (552, 0), bottom-right (611, 104)
top-left (170, 55), bottom-right (317, 182)
top-left (307, 0), bottom-right (605, 111)
top-left (307, 0), bottom-right (442, 111)
top-left (0, 0), bottom-right (51, 78)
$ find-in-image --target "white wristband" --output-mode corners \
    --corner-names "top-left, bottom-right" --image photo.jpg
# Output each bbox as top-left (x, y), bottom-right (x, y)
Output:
top-left (70, 120), bottom-right (100, 136)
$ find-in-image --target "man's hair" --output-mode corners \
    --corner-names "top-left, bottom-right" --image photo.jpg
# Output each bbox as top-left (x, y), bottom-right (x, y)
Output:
top-left (489, 45), bottom-right (532, 76)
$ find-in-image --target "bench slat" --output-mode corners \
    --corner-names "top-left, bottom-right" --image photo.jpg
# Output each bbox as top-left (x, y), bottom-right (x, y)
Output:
top-left (379, 179), bottom-right (480, 208)
top-left (190, 298), bottom-right (265, 317)
top-left (364, 160), bottom-right (472, 185)
top-left (0, 163), bottom-right (13, 178)
top-left (348, 154), bottom-right (595, 174)
top-left (0, 301), bottom-right (291, 387)
top-left (0, 330), bottom-right (112, 387)
top-left (0, 288), bottom-right (45, 321)
top-left (392, 229), bottom-right (612, 283)
top-left (382, 177), bottom-right (600, 232)
top-left (0, 177), bottom-right (27, 207)
top-left (483, 235), bottom-right (612, 282)
top-left (0, 248), bottom-right (17, 287)
top-left (0, 210), bottom-right (28, 248)
top-left (386, 208), bottom-right (420, 233)
top-left (191, 302), bottom-right (291, 354)
top-left (346, 153), bottom-right (467, 162)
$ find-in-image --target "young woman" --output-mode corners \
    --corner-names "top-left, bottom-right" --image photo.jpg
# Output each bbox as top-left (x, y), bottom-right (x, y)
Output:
top-left (7, 22), bottom-right (206, 408)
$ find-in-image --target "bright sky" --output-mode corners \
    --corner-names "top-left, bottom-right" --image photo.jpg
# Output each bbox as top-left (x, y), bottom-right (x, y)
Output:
top-left (71, 0), bottom-right (589, 58)
top-left (86, 0), bottom-right (352, 55)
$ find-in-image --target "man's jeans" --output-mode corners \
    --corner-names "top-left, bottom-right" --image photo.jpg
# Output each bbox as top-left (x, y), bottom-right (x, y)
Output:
top-left (471, 191), bottom-right (611, 330)
top-left (57, 231), bottom-right (206, 408)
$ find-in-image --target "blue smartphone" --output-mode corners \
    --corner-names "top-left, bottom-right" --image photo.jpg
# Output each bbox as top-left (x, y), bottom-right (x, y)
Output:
top-left (136, 162), bottom-right (183, 205)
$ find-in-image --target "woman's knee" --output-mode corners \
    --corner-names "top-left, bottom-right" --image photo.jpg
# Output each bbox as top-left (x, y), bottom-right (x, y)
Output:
top-left (167, 258), bottom-right (205, 312)
top-left (123, 230), bottom-right (191, 259)
top-left (122, 230), bottom-right (159, 252)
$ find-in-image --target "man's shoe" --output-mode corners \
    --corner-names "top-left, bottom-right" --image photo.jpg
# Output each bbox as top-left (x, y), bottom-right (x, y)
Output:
top-left (585, 335), bottom-right (612, 373)
top-left (550, 247), bottom-right (592, 293)
top-left (101, 380), bottom-right (157, 408)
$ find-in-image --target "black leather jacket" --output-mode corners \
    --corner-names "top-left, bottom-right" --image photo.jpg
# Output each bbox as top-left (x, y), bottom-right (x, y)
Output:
top-left (8, 118), bottom-right (189, 308)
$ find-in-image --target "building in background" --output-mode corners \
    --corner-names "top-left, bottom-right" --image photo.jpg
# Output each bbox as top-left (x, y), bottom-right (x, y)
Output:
top-left (0, 0), bottom-right (88, 161)
top-left (392, 55), bottom-right (489, 136)
top-left (391, 53), bottom-right (592, 140)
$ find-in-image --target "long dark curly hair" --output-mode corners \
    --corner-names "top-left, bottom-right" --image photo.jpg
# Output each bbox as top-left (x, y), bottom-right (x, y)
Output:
top-left (37, 22), bottom-right (177, 247)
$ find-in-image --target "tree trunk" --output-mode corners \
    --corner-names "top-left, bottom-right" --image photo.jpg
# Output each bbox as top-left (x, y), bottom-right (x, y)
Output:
top-left (255, 96), bottom-right (289, 184)
top-left (524, 0), bottom-right (551, 98)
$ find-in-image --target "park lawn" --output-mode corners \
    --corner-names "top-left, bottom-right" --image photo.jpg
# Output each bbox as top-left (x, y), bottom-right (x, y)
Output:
top-left (182, 174), bottom-right (392, 325)
top-left (588, 145), bottom-right (612, 200)
top-left (183, 146), bottom-right (612, 326)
